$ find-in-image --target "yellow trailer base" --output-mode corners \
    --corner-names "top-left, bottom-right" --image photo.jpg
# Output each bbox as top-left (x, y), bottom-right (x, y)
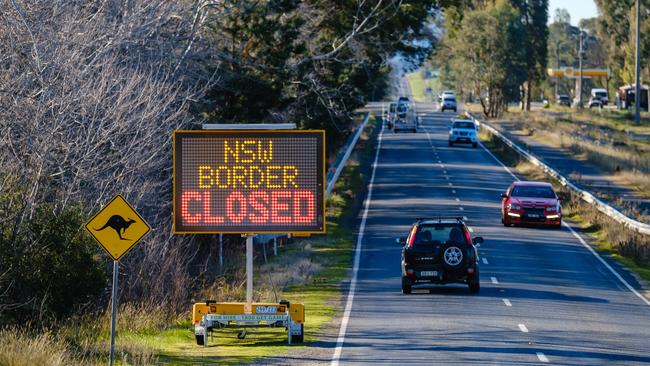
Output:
top-left (192, 300), bottom-right (305, 346)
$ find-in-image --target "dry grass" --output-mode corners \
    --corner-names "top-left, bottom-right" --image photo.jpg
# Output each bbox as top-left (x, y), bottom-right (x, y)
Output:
top-left (0, 328), bottom-right (71, 366)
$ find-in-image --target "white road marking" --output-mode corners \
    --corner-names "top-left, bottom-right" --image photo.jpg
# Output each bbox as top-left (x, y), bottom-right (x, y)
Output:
top-left (480, 128), bottom-right (650, 308)
top-left (455, 197), bottom-right (460, 202)
top-left (536, 352), bottom-right (549, 363)
top-left (331, 120), bottom-right (385, 365)
top-left (448, 182), bottom-right (453, 186)
top-left (478, 141), bottom-right (519, 180)
top-left (518, 324), bottom-right (529, 333)
top-left (443, 170), bottom-right (447, 174)
top-left (564, 222), bottom-right (650, 307)
top-left (463, 216), bottom-right (468, 221)
top-left (445, 176), bottom-right (450, 180)
top-left (491, 277), bottom-right (499, 284)
top-left (451, 190), bottom-right (456, 194)
top-left (482, 257), bottom-right (489, 265)
top-left (438, 160), bottom-right (442, 163)
top-left (459, 207), bottom-right (464, 211)
top-left (502, 299), bottom-right (512, 307)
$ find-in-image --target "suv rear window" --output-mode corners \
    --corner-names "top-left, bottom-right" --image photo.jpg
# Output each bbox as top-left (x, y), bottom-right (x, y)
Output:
top-left (409, 224), bottom-right (467, 249)
top-left (443, 97), bottom-right (455, 102)
top-left (453, 121), bottom-right (475, 129)
top-left (511, 185), bottom-right (556, 198)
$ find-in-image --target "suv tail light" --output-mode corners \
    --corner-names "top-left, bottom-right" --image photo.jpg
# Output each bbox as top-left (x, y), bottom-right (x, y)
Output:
top-left (464, 229), bottom-right (472, 247)
top-left (407, 226), bottom-right (417, 248)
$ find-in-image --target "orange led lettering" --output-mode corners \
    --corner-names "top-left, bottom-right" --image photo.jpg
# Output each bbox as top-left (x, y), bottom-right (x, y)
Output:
top-left (271, 191), bottom-right (292, 224)
top-left (198, 166), bottom-right (213, 188)
top-left (226, 191), bottom-right (247, 223)
top-left (240, 140), bottom-right (256, 163)
top-left (215, 166), bottom-right (230, 188)
top-left (257, 140), bottom-right (273, 163)
top-left (202, 191), bottom-right (224, 224)
top-left (266, 165), bottom-right (281, 188)
top-left (181, 191), bottom-right (202, 224)
top-left (249, 191), bottom-right (269, 223)
top-left (283, 166), bottom-right (298, 188)
top-left (294, 190), bottom-right (315, 224)
top-left (249, 166), bottom-right (264, 188)
top-left (232, 166), bottom-right (247, 188)
top-left (224, 140), bottom-right (239, 163)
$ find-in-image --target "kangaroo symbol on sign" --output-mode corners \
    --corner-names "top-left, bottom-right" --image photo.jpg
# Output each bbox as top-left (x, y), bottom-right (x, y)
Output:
top-left (94, 215), bottom-right (136, 241)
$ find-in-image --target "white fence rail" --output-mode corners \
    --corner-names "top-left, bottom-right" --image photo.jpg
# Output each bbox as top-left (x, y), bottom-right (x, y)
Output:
top-left (466, 111), bottom-right (650, 236)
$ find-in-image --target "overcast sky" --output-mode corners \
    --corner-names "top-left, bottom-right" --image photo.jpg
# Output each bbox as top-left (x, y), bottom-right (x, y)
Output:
top-left (549, 0), bottom-right (599, 25)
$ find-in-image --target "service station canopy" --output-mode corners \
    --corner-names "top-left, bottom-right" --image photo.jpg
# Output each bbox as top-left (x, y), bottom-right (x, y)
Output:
top-left (173, 130), bottom-right (325, 234)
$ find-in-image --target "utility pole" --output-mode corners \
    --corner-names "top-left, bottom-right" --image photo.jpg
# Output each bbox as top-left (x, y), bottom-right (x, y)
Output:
top-left (635, 0), bottom-right (641, 124)
top-left (578, 30), bottom-right (584, 109)
top-left (555, 42), bottom-right (560, 99)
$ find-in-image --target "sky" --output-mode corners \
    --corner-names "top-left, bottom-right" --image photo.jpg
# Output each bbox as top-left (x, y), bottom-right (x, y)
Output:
top-left (549, 0), bottom-right (599, 26)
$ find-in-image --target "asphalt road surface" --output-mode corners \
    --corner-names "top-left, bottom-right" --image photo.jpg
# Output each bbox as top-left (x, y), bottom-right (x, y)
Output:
top-left (330, 101), bottom-right (650, 365)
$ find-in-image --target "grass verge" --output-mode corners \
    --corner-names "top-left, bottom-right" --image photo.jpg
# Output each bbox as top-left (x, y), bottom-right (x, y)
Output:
top-left (479, 128), bottom-right (650, 285)
top-left (0, 116), bottom-right (380, 365)
top-left (406, 71), bottom-right (438, 103)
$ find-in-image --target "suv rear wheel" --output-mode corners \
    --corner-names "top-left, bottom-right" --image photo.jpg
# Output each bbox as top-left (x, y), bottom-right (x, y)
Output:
top-left (441, 243), bottom-right (467, 270)
top-left (401, 277), bottom-right (412, 294)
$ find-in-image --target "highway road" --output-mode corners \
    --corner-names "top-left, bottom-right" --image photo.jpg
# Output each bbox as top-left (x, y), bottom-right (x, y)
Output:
top-left (329, 100), bottom-right (650, 365)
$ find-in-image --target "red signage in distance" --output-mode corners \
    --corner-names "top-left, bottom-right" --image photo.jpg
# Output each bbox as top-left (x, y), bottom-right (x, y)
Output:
top-left (173, 130), bottom-right (325, 234)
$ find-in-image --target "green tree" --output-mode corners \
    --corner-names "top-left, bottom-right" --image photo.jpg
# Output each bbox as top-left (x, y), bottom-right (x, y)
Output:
top-left (449, 0), bottom-right (527, 117)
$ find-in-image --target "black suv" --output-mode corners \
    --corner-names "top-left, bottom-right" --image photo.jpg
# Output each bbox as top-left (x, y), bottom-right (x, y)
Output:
top-left (397, 218), bottom-right (483, 294)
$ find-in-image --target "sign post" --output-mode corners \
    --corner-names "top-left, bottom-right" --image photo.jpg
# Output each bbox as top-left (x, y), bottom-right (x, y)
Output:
top-left (174, 127), bottom-right (324, 344)
top-left (84, 194), bottom-right (151, 365)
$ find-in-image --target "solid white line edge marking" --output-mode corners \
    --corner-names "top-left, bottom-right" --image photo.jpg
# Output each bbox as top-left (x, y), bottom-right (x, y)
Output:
top-left (479, 132), bottom-right (650, 308)
top-left (331, 117), bottom-right (384, 365)
top-left (518, 324), bottom-right (529, 333)
top-left (536, 352), bottom-right (549, 363)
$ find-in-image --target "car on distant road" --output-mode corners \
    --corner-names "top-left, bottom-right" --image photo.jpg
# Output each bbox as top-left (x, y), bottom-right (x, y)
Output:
top-left (588, 97), bottom-right (603, 109)
top-left (591, 88), bottom-right (608, 105)
top-left (438, 90), bottom-right (455, 103)
top-left (556, 94), bottom-right (571, 107)
top-left (440, 96), bottom-right (457, 112)
top-left (397, 217), bottom-right (483, 294)
top-left (448, 119), bottom-right (477, 148)
top-left (501, 181), bottom-right (562, 229)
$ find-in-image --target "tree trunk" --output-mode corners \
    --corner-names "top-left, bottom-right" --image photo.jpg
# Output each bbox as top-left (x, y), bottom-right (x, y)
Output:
top-left (526, 76), bottom-right (532, 111)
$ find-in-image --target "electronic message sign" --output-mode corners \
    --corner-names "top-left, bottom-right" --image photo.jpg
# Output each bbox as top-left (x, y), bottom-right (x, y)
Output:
top-left (173, 130), bottom-right (325, 234)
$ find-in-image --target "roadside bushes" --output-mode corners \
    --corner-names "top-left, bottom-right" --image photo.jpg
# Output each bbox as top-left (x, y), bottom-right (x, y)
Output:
top-left (0, 187), bottom-right (107, 325)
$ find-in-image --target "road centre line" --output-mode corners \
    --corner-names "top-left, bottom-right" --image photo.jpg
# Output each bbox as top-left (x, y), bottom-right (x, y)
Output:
top-left (448, 182), bottom-right (453, 186)
top-left (536, 352), bottom-right (549, 363)
top-left (482, 257), bottom-right (488, 264)
top-left (452, 190), bottom-right (456, 194)
top-left (518, 324), bottom-right (529, 333)
top-left (331, 115), bottom-right (385, 365)
top-left (455, 197), bottom-right (460, 202)
top-left (503, 299), bottom-right (512, 307)
top-left (490, 277), bottom-right (498, 284)
top-left (478, 130), bottom-right (650, 308)
top-left (459, 207), bottom-right (464, 211)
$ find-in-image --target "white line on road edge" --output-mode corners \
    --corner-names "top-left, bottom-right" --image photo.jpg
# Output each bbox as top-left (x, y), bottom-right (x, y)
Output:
top-left (564, 222), bottom-right (650, 307)
top-left (491, 277), bottom-right (499, 284)
top-left (481, 135), bottom-right (650, 308)
top-left (518, 324), bottom-right (529, 333)
top-left (502, 299), bottom-right (512, 307)
top-left (482, 257), bottom-right (489, 265)
top-left (478, 141), bottom-right (519, 181)
top-left (331, 120), bottom-right (384, 366)
top-left (536, 352), bottom-right (549, 363)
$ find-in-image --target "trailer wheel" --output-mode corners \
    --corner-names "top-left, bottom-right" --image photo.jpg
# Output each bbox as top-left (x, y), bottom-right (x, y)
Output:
top-left (195, 334), bottom-right (205, 346)
top-left (290, 324), bottom-right (304, 343)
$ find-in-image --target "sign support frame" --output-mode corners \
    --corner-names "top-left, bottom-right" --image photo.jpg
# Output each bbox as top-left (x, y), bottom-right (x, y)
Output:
top-left (109, 260), bottom-right (119, 366)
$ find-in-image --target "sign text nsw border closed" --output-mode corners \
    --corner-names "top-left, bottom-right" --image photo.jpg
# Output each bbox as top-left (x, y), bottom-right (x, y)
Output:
top-left (173, 130), bottom-right (325, 234)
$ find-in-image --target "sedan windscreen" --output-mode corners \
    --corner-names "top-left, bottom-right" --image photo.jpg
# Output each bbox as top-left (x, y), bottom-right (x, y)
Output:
top-left (453, 122), bottom-right (475, 129)
top-left (511, 186), bottom-right (556, 198)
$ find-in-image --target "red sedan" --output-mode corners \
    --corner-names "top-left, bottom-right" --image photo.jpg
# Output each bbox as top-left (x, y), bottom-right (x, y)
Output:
top-left (501, 181), bottom-right (562, 229)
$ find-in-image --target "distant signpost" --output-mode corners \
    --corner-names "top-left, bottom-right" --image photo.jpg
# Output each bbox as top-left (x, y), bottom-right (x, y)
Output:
top-left (85, 194), bottom-right (151, 366)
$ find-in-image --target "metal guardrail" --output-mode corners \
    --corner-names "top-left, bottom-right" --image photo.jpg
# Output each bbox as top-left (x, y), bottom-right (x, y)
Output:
top-left (257, 111), bottom-right (372, 246)
top-left (466, 111), bottom-right (650, 236)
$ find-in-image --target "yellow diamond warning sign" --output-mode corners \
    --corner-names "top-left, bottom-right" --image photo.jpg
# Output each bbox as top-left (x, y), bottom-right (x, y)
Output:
top-left (85, 194), bottom-right (151, 261)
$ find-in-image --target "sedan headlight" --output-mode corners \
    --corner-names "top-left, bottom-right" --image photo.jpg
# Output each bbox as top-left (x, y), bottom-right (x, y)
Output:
top-left (508, 204), bottom-right (521, 211)
top-left (546, 206), bottom-right (555, 212)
